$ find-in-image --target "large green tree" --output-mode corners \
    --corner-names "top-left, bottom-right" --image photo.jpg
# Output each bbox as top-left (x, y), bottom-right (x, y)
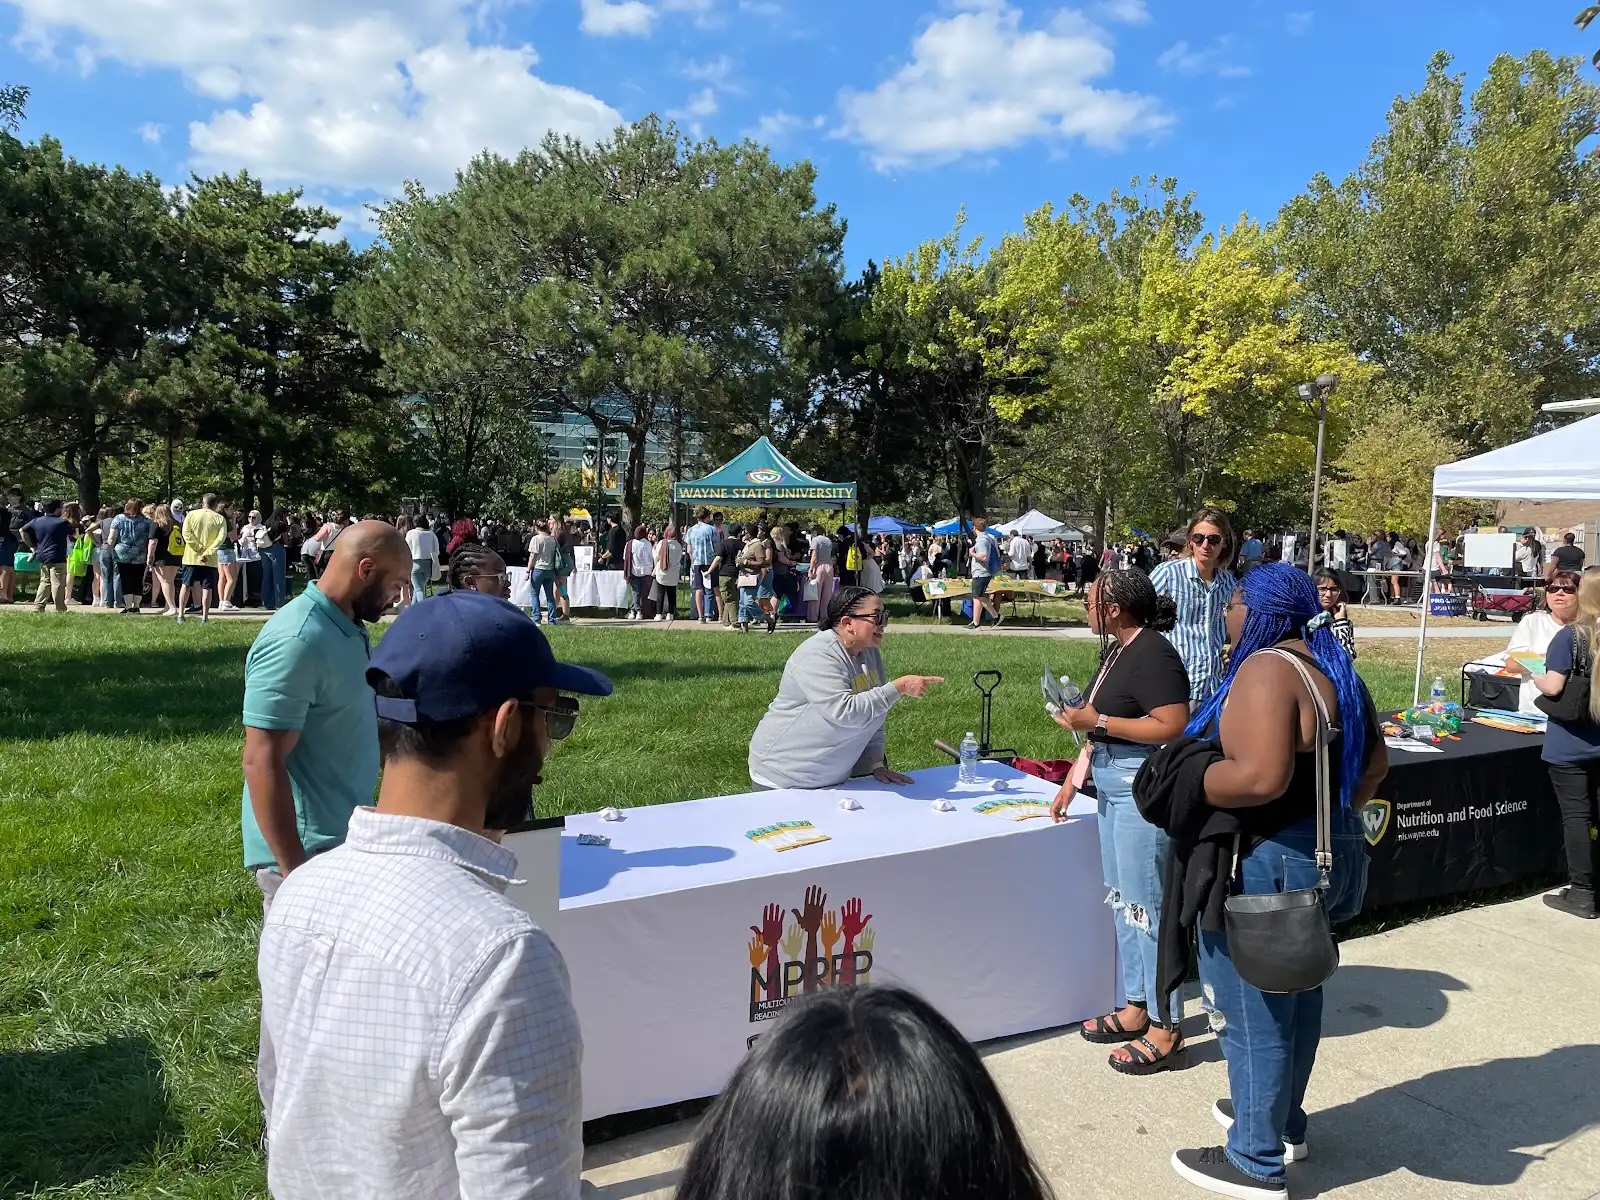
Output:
top-left (349, 117), bottom-right (843, 522)
top-left (1, 83), bottom-right (26, 131)
top-left (0, 134), bottom-right (190, 510)
top-left (1279, 50), bottom-right (1600, 449)
top-left (176, 173), bottom-right (409, 513)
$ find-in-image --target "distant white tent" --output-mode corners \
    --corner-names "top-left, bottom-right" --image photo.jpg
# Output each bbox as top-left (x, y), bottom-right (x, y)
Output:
top-left (995, 509), bottom-right (1084, 540)
top-left (1413, 412), bottom-right (1600, 701)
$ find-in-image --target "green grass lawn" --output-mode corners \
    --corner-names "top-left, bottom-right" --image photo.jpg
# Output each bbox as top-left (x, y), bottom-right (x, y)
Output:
top-left (0, 615), bottom-right (1508, 1195)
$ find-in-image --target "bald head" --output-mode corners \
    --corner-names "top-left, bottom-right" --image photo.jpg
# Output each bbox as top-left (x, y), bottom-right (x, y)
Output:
top-left (321, 520), bottom-right (411, 623)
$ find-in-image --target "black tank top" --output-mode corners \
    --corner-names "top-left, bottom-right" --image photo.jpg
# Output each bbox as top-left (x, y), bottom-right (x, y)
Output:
top-left (1218, 647), bottom-right (1376, 841)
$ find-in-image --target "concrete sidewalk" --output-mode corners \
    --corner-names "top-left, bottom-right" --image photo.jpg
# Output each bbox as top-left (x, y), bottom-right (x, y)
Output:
top-left (580, 893), bottom-right (1600, 1199)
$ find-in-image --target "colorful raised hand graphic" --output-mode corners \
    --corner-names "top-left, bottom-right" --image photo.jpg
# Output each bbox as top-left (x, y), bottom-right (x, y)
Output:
top-left (791, 885), bottom-right (828, 993)
top-left (839, 897), bottom-right (873, 985)
top-left (781, 921), bottom-right (804, 964)
top-left (819, 910), bottom-right (841, 985)
top-left (750, 903), bottom-right (784, 1001)
top-left (747, 935), bottom-right (768, 1005)
top-left (857, 926), bottom-right (875, 953)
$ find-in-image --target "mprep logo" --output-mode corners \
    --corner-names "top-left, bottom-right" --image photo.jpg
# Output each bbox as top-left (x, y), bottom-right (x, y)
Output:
top-left (1361, 798), bottom-right (1392, 846)
top-left (745, 467), bottom-right (784, 485)
top-left (746, 885), bottom-right (874, 1024)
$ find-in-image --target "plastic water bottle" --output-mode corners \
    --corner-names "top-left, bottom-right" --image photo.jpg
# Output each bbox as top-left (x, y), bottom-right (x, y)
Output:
top-left (959, 731), bottom-right (979, 783)
top-left (1430, 676), bottom-right (1446, 707)
top-left (1060, 675), bottom-right (1084, 708)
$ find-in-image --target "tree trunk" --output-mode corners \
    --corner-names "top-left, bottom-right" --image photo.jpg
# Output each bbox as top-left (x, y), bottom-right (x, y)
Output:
top-left (257, 451), bottom-right (276, 515)
top-left (623, 425), bottom-right (647, 525)
top-left (77, 450), bottom-right (101, 514)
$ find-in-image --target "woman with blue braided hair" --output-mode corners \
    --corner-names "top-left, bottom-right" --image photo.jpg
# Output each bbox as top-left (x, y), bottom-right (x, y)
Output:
top-left (1165, 563), bottom-right (1387, 1200)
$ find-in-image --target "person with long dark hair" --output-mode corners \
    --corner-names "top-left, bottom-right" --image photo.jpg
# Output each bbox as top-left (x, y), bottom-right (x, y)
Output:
top-left (675, 986), bottom-right (1055, 1200)
top-left (1166, 563), bottom-right (1385, 1198)
top-left (1049, 569), bottom-right (1191, 1074)
top-left (748, 586), bottom-right (942, 789)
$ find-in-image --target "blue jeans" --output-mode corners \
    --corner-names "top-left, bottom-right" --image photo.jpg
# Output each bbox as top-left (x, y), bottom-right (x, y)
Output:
top-left (1092, 741), bottom-right (1178, 1023)
top-left (529, 568), bottom-right (557, 622)
top-left (410, 558), bottom-right (432, 606)
top-left (1199, 808), bottom-right (1370, 1183)
top-left (739, 585), bottom-right (760, 624)
top-left (260, 545), bottom-right (286, 610)
top-left (99, 547), bottom-right (120, 607)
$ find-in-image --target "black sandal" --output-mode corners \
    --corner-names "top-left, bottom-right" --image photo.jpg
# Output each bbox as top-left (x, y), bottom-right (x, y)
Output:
top-left (1079, 1010), bottom-right (1150, 1044)
top-left (1108, 1030), bottom-right (1185, 1075)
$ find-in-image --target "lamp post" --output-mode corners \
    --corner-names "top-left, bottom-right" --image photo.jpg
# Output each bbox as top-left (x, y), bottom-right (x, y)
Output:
top-left (1297, 373), bottom-right (1339, 575)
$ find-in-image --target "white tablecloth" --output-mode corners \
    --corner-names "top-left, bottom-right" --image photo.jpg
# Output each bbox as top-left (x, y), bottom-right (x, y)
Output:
top-left (534, 760), bottom-right (1114, 1120)
top-left (508, 566), bottom-right (630, 610)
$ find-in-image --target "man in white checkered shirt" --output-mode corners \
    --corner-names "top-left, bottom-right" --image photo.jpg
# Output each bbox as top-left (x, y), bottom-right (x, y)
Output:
top-left (258, 589), bottom-right (614, 1199)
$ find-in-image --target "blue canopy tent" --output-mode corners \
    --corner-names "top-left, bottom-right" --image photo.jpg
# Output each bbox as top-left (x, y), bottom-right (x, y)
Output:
top-left (847, 515), bottom-right (927, 536)
top-left (672, 437), bottom-right (856, 508)
top-left (930, 516), bottom-right (973, 536)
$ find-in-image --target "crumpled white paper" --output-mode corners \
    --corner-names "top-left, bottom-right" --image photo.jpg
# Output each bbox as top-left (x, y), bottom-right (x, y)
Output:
top-left (931, 799), bottom-right (957, 812)
top-left (837, 796), bottom-right (863, 811)
top-left (598, 807), bottom-right (625, 822)
top-left (989, 779), bottom-right (1011, 792)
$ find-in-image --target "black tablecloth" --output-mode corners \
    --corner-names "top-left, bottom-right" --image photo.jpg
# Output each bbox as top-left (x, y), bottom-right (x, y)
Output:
top-left (1359, 721), bottom-right (1561, 911)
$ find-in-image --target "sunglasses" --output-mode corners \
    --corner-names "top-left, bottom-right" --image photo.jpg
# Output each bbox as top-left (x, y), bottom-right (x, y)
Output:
top-left (520, 696), bottom-right (580, 740)
top-left (1189, 533), bottom-right (1225, 548)
top-left (1547, 585), bottom-right (1578, 595)
top-left (467, 572), bottom-right (508, 587)
top-left (846, 608), bottom-right (891, 627)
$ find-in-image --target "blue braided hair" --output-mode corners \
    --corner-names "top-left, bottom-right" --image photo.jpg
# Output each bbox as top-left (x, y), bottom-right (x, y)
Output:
top-left (1184, 562), bottom-right (1370, 808)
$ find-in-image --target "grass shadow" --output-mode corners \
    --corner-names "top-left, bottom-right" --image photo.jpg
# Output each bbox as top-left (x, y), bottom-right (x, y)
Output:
top-left (2, 644), bottom-right (248, 741)
top-left (0, 1034), bottom-right (177, 1192)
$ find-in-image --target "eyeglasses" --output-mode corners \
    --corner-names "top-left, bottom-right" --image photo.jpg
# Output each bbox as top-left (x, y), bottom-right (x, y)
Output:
top-left (1547, 585), bottom-right (1578, 595)
top-left (1189, 533), bottom-right (1224, 548)
top-left (520, 696), bottom-right (580, 740)
top-left (846, 608), bottom-right (891, 627)
top-left (467, 573), bottom-right (508, 588)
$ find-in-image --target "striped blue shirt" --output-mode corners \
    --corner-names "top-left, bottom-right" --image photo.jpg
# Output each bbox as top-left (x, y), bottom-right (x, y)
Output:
top-left (1149, 557), bottom-right (1238, 703)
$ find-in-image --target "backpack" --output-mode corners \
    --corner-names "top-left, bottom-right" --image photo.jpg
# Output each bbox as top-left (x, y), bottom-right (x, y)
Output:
top-left (846, 543), bottom-right (863, 571)
top-left (167, 524), bottom-right (185, 557)
top-left (982, 533), bottom-right (1001, 574)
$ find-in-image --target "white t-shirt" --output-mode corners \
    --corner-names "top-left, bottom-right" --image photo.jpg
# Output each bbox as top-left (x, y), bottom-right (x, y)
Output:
top-left (1515, 542), bottom-right (1539, 576)
top-left (629, 538), bottom-right (655, 576)
top-left (406, 528), bottom-right (439, 562)
top-left (1008, 536), bottom-right (1032, 571)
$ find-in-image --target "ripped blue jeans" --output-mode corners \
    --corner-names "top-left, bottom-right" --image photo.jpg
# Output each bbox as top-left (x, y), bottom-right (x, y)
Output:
top-left (1093, 741), bottom-right (1179, 1025)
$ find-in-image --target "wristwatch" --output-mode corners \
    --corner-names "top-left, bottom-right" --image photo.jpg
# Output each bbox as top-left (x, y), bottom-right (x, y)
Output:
top-left (1094, 713), bottom-right (1110, 735)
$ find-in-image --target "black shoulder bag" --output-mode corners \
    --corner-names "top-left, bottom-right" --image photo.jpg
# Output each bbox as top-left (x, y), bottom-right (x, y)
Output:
top-left (1535, 631), bottom-right (1593, 724)
top-left (1222, 648), bottom-right (1340, 994)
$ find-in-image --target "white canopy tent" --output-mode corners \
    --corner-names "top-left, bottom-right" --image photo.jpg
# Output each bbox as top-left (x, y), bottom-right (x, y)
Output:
top-left (1412, 412), bottom-right (1600, 701)
top-left (995, 509), bottom-right (1084, 540)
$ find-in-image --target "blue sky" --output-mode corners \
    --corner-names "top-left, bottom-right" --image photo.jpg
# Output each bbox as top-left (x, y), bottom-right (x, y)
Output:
top-left (0, 0), bottom-right (1588, 268)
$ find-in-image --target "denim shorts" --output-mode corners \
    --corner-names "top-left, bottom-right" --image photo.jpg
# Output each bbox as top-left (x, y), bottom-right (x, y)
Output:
top-left (216, 547), bottom-right (237, 566)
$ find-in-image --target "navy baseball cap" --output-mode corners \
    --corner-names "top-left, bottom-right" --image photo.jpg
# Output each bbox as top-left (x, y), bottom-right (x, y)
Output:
top-left (369, 590), bottom-right (613, 724)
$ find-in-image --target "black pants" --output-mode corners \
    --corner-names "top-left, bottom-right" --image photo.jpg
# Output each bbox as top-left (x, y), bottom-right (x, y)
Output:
top-left (117, 562), bottom-right (147, 604)
top-left (1548, 760), bottom-right (1600, 895)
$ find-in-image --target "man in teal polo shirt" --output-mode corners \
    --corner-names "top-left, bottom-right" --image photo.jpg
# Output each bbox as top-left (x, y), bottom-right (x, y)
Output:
top-left (241, 521), bottom-right (411, 911)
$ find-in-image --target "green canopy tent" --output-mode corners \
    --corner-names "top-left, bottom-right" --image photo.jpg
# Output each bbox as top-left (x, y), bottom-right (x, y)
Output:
top-left (672, 437), bottom-right (856, 508)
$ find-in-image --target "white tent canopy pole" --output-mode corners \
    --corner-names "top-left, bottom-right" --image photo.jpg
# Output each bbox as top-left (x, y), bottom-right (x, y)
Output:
top-left (1412, 410), bottom-right (1600, 704)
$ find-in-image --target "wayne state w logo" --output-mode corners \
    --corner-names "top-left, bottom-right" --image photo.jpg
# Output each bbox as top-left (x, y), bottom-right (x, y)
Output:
top-left (1361, 798), bottom-right (1392, 846)
top-left (746, 885), bottom-right (875, 1023)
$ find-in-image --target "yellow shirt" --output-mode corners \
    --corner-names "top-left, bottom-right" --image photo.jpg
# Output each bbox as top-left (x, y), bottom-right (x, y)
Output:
top-left (181, 508), bottom-right (227, 567)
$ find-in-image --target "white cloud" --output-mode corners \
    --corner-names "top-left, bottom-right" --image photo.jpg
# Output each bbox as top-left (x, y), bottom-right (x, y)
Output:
top-left (681, 54), bottom-right (734, 86)
top-left (579, 0), bottom-right (656, 36)
top-left (671, 86), bottom-right (719, 119)
top-left (748, 109), bottom-right (822, 142)
top-left (837, 0), bottom-right (1170, 169)
top-left (9, 1), bottom-right (624, 194)
top-left (1157, 36), bottom-right (1249, 78)
top-left (1285, 11), bottom-right (1314, 36)
top-left (1095, 0), bottom-right (1149, 24)
top-left (737, 0), bottom-right (782, 15)
top-left (137, 121), bottom-right (165, 144)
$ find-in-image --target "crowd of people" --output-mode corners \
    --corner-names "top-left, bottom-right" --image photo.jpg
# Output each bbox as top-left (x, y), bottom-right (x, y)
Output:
top-left (9, 478), bottom-right (1598, 1198)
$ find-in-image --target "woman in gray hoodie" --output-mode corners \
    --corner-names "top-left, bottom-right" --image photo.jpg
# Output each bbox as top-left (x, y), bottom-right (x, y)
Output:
top-left (748, 586), bottom-right (943, 790)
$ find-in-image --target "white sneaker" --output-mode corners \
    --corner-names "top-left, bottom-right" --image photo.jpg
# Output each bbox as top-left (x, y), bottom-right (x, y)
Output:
top-left (653, 614), bottom-right (666, 622)
top-left (1213, 1099), bottom-right (1308, 1162)
top-left (161, 608), bottom-right (177, 617)
top-left (219, 601), bottom-right (238, 611)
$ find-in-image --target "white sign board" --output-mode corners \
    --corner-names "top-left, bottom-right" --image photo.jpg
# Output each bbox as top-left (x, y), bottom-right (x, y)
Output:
top-left (1463, 533), bottom-right (1516, 570)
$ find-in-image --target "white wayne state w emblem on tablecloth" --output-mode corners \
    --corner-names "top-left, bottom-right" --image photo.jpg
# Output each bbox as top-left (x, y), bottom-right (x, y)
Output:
top-left (1360, 798), bottom-right (1392, 847)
